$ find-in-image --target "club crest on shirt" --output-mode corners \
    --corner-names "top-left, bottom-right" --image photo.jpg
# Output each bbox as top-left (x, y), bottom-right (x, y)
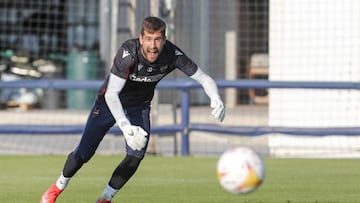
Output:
top-left (147, 67), bottom-right (153, 72)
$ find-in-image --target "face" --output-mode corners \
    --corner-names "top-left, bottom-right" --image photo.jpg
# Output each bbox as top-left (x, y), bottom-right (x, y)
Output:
top-left (139, 30), bottom-right (166, 63)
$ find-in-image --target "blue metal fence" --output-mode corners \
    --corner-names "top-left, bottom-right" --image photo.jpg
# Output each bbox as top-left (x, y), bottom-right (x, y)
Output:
top-left (1, 79), bottom-right (360, 155)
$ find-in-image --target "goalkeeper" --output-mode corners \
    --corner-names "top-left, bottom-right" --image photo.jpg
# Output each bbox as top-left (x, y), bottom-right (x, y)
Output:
top-left (40, 16), bottom-right (225, 203)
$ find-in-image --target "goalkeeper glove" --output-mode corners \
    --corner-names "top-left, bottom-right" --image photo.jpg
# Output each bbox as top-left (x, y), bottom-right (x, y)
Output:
top-left (119, 121), bottom-right (148, 151)
top-left (210, 96), bottom-right (225, 122)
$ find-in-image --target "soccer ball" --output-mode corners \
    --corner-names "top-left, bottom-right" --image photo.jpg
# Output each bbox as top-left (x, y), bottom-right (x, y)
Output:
top-left (216, 147), bottom-right (265, 194)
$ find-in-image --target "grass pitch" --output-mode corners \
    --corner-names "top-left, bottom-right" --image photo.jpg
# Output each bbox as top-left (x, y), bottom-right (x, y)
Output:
top-left (0, 155), bottom-right (359, 203)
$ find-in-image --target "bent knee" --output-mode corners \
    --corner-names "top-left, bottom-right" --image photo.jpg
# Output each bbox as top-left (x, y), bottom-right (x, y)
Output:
top-left (124, 155), bottom-right (142, 168)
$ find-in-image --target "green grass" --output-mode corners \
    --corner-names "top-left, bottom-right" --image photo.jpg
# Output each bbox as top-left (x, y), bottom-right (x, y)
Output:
top-left (0, 155), bottom-right (360, 203)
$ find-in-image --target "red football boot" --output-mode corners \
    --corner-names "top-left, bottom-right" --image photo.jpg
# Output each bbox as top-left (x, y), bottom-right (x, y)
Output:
top-left (40, 184), bottom-right (62, 203)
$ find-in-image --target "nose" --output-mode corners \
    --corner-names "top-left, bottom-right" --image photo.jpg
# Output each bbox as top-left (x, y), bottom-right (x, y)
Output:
top-left (150, 39), bottom-right (156, 48)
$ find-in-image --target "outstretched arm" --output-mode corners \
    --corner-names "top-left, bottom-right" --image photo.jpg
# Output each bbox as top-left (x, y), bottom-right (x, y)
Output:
top-left (190, 68), bottom-right (225, 122)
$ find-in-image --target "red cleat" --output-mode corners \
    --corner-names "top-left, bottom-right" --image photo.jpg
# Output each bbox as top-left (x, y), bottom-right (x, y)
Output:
top-left (96, 199), bottom-right (111, 203)
top-left (40, 184), bottom-right (62, 203)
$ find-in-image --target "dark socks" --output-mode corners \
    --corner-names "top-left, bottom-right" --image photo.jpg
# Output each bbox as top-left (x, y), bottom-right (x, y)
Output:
top-left (62, 152), bottom-right (84, 177)
top-left (108, 155), bottom-right (141, 189)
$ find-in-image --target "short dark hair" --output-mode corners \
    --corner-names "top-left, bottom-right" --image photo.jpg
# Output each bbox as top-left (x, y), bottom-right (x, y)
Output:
top-left (141, 16), bottom-right (166, 37)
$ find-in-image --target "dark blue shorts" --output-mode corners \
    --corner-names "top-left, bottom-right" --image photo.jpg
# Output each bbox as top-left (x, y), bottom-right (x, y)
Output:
top-left (73, 98), bottom-right (151, 162)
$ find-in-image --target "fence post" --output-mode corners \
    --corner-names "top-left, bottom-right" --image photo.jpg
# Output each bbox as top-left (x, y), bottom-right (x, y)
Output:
top-left (180, 89), bottom-right (190, 156)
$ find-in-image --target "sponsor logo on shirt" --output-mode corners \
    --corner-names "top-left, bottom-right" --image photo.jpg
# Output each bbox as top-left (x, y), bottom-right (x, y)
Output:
top-left (129, 73), bottom-right (153, 82)
top-left (137, 64), bottom-right (144, 71)
top-left (122, 50), bottom-right (130, 58)
top-left (175, 49), bottom-right (183, 56)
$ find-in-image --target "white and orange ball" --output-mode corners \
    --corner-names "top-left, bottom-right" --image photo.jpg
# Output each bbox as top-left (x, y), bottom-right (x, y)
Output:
top-left (217, 147), bottom-right (265, 194)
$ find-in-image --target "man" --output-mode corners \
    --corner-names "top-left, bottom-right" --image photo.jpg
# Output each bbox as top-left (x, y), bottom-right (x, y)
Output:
top-left (40, 16), bottom-right (225, 203)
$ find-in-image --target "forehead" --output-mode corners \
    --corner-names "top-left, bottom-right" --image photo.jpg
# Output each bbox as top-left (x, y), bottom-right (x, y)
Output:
top-left (141, 30), bottom-right (164, 38)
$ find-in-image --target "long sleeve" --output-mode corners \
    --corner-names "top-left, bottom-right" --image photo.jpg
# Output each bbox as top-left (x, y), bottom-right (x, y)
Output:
top-left (190, 67), bottom-right (221, 100)
top-left (104, 73), bottom-right (130, 126)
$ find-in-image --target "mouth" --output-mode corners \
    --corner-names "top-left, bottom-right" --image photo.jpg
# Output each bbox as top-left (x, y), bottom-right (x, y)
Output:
top-left (148, 49), bottom-right (158, 57)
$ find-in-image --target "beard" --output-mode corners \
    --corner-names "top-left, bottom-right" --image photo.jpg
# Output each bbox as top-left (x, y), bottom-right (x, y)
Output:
top-left (141, 46), bottom-right (160, 63)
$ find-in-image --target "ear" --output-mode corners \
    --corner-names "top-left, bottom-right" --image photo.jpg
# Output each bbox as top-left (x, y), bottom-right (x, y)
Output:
top-left (139, 35), bottom-right (143, 45)
top-left (161, 36), bottom-right (167, 45)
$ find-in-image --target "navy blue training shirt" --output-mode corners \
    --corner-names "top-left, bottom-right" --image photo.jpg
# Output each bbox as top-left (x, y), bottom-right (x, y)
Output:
top-left (98, 38), bottom-right (198, 107)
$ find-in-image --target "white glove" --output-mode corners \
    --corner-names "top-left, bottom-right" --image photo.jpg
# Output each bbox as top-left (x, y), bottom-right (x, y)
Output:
top-left (119, 121), bottom-right (148, 151)
top-left (210, 96), bottom-right (225, 122)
